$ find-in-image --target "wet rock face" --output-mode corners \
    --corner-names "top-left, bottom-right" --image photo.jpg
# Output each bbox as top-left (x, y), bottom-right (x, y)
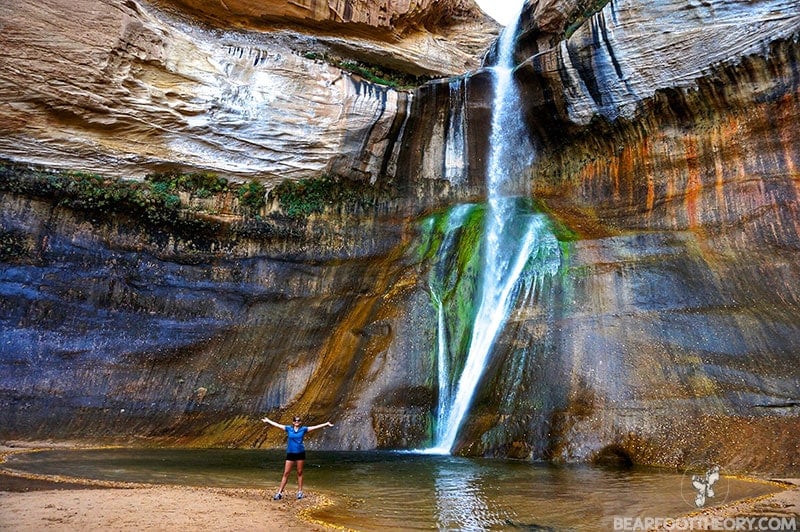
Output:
top-left (458, 231), bottom-right (800, 475)
top-left (0, 190), bottom-right (435, 450)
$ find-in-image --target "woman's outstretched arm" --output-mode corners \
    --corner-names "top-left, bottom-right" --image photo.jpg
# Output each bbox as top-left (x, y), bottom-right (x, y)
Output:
top-left (261, 416), bottom-right (285, 429)
top-left (306, 421), bottom-right (334, 432)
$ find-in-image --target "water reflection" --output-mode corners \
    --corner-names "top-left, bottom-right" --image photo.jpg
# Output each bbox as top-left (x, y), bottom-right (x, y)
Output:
top-left (434, 460), bottom-right (502, 530)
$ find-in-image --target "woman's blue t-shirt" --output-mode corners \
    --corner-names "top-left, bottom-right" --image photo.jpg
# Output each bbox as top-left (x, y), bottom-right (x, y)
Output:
top-left (285, 425), bottom-right (308, 453)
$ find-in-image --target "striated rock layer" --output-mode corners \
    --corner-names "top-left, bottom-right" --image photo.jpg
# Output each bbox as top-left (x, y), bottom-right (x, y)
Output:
top-left (0, 0), bottom-right (496, 183)
top-left (151, 0), bottom-right (498, 75)
top-left (0, 164), bottom-right (438, 452)
top-left (1, 0), bottom-right (799, 477)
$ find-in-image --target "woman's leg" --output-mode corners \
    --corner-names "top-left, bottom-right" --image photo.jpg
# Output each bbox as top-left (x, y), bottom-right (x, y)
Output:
top-left (296, 460), bottom-right (305, 493)
top-left (278, 460), bottom-right (294, 494)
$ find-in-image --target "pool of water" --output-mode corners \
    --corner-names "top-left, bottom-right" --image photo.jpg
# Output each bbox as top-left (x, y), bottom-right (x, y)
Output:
top-left (3, 448), bottom-right (781, 531)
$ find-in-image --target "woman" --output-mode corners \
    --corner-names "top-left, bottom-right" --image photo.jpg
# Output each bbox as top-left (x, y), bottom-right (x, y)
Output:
top-left (262, 415), bottom-right (333, 500)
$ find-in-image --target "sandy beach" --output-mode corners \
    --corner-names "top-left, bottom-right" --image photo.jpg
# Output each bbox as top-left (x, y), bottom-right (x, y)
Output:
top-left (1, 441), bottom-right (797, 531)
top-left (0, 442), bottom-right (336, 531)
top-left (0, 484), bottom-right (335, 531)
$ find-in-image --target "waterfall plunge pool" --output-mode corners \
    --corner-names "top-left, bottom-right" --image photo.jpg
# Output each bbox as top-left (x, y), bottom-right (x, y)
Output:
top-left (3, 448), bottom-right (782, 530)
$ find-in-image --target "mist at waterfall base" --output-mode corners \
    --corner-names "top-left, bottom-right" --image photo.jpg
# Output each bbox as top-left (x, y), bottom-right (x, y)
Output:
top-left (425, 0), bottom-right (561, 453)
top-left (5, 448), bottom-right (781, 531)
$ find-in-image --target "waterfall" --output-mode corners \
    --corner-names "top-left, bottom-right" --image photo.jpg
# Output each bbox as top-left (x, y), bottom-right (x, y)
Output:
top-left (427, 0), bottom-right (561, 454)
top-left (427, 203), bottom-right (477, 445)
top-left (444, 77), bottom-right (467, 184)
top-left (432, 290), bottom-right (450, 433)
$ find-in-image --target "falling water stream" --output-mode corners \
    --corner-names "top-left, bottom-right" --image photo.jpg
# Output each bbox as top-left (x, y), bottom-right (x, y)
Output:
top-left (444, 77), bottom-right (467, 184)
top-left (428, 0), bottom-right (561, 453)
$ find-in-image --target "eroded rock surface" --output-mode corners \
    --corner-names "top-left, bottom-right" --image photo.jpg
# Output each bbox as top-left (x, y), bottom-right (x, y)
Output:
top-left (152, 0), bottom-right (498, 75)
top-left (0, 0), bottom-right (496, 183)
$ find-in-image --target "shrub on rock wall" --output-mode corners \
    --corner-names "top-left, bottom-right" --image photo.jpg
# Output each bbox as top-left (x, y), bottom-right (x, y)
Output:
top-left (237, 180), bottom-right (267, 217)
top-left (0, 162), bottom-right (221, 237)
top-left (269, 174), bottom-right (387, 219)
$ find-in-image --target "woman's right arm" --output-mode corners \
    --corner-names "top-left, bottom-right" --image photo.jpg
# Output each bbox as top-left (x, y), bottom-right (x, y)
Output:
top-left (261, 416), bottom-right (284, 429)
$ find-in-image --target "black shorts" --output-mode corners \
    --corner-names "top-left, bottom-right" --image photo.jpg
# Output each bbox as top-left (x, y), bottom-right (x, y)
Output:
top-left (286, 451), bottom-right (306, 461)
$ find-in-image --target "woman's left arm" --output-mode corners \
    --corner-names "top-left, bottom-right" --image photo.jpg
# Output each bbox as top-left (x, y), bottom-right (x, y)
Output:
top-left (306, 421), bottom-right (334, 432)
top-left (261, 416), bottom-right (285, 429)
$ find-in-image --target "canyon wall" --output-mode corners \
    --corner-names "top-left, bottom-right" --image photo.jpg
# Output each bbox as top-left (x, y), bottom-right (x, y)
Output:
top-left (1, 0), bottom-right (799, 476)
top-left (451, 0), bottom-right (800, 473)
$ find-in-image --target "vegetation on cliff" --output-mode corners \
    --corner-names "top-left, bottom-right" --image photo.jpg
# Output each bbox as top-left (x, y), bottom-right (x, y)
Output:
top-left (0, 161), bottom-right (403, 250)
top-left (564, 0), bottom-right (612, 39)
top-left (268, 174), bottom-right (392, 218)
top-left (0, 162), bottom-right (223, 238)
top-left (301, 52), bottom-right (435, 90)
top-left (418, 204), bottom-right (484, 384)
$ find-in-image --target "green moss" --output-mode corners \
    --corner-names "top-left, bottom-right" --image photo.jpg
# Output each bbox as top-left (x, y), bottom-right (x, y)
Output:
top-left (0, 162), bottom-right (219, 238)
top-left (415, 216), bottom-right (439, 263)
top-left (446, 206), bottom-right (487, 366)
top-left (146, 171), bottom-right (229, 196)
top-left (453, 205), bottom-right (487, 274)
top-left (418, 199), bottom-right (572, 398)
top-left (302, 51), bottom-right (432, 90)
top-left (268, 174), bottom-right (386, 219)
top-left (529, 198), bottom-right (579, 269)
top-left (416, 204), bottom-right (487, 386)
top-left (415, 208), bottom-right (463, 266)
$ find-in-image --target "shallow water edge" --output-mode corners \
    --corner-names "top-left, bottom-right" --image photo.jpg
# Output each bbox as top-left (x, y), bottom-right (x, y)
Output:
top-left (1, 443), bottom-right (792, 531)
